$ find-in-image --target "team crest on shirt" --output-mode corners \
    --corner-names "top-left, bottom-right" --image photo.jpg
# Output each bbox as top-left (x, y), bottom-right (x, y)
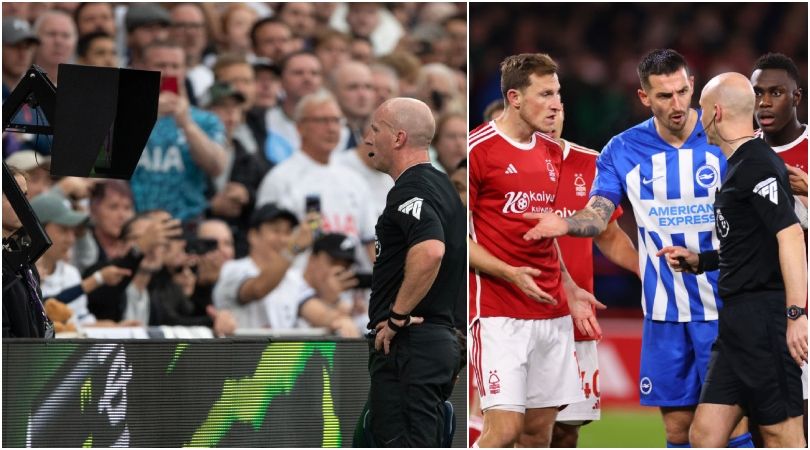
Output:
top-left (488, 370), bottom-right (501, 394)
top-left (374, 234), bottom-right (381, 258)
top-left (716, 208), bottom-right (730, 237)
top-left (695, 164), bottom-right (719, 189)
top-left (574, 173), bottom-right (587, 197)
top-left (545, 159), bottom-right (557, 181)
top-left (640, 376), bottom-right (652, 395)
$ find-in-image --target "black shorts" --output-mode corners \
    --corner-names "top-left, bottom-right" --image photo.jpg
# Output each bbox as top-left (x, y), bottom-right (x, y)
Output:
top-left (699, 292), bottom-right (803, 425)
top-left (367, 323), bottom-right (459, 447)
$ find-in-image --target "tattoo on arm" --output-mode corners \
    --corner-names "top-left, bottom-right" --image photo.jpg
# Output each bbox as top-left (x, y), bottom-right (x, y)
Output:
top-left (565, 196), bottom-right (616, 237)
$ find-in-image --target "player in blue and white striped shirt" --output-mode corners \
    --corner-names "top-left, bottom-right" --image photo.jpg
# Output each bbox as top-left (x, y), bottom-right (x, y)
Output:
top-left (523, 49), bottom-right (753, 448)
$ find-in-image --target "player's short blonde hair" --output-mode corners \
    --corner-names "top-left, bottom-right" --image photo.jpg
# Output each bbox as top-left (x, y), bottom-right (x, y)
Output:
top-left (499, 53), bottom-right (558, 98)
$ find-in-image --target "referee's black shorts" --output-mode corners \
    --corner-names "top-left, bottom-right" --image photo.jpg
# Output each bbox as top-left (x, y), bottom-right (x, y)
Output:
top-left (367, 322), bottom-right (459, 447)
top-left (699, 292), bottom-right (803, 425)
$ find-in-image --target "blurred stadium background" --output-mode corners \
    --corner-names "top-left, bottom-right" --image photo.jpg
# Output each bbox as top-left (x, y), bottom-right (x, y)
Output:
top-left (469, 2), bottom-right (807, 447)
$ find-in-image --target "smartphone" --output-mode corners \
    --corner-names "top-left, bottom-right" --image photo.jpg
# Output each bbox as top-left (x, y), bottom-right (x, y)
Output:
top-left (305, 194), bottom-right (321, 214)
top-left (160, 76), bottom-right (179, 94)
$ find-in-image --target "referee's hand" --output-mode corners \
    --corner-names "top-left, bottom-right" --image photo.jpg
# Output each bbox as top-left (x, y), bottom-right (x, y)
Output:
top-left (374, 316), bottom-right (424, 355)
top-left (787, 315), bottom-right (808, 367)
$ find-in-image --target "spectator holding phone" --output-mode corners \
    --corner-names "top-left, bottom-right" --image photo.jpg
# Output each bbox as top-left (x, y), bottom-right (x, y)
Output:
top-left (129, 41), bottom-right (227, 221)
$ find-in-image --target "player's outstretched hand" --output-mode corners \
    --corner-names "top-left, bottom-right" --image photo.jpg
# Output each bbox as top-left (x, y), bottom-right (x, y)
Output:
top-left (374, 316), bottom-right (425, 354)
top-left (522, 212), bottom-right (569, 240)
top-left (786, 164), bottom-right (808, 196)
top-left (656, 246), bottom-right (698, 273)
top-left (506, 266), bottom-right (556, 305)
top-left (787, 315), bottom-right (808, 367)
top-left (567, 286), bottom-right (607, 338)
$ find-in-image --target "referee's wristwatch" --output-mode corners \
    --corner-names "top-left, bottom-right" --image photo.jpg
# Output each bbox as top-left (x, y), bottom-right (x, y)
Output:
top-left (786, 305), bottom-right (806, 320)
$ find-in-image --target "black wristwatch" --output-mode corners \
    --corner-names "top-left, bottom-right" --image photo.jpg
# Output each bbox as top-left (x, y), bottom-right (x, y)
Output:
top-left (786, 305), bottom-right (806, 320)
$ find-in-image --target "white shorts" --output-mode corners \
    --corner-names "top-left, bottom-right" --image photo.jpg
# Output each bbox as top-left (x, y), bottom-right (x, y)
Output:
top-left (556, 340), bottom-right (601, 423)
top-left (470, 316), bottom-right (585, 413)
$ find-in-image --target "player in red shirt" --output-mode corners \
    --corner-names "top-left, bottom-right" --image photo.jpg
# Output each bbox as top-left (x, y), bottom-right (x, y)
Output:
top-left (751, 52), bottom-right (808, 445)
top-left (545, 106), bottom-right (640, 447)
top-left (469, 53), bottom-right (603, 448)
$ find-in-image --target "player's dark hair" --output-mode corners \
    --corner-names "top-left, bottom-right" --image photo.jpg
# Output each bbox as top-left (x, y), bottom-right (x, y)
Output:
top-left (637, 49), bottom-right (690, 90)
top-left (249, 17), bottom-right (290, 50)
top-left (754, 52), bottom-right (801, 86)
top-left (77, 31), bottom-right (113, 58)
top-left (500, 53), bottom-right (558, 99)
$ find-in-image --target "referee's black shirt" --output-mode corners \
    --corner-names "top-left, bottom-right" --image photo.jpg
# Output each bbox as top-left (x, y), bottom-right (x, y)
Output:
top-left (714, 138), bottom-right (799, 300)
top-left (368, 163), bottom-right (465, 329)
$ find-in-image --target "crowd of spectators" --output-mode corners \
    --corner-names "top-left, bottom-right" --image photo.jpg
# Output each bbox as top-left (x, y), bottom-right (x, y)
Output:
top-left (2, 2), bottom-right (467, 338)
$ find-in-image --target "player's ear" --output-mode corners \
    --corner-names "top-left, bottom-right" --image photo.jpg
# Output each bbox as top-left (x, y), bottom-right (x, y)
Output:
top-left (506, 88), bottom-right (521, 110)
top-left (793, 88), bottom-right (802, 108)
top-left (637, 88), bottom-right (650, 107)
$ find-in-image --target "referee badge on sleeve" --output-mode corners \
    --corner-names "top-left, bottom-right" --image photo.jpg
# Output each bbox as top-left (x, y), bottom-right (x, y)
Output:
top-left (398, 197), bottom-right (423, 220)
top-left (753, 177), bottom-right (778, 205)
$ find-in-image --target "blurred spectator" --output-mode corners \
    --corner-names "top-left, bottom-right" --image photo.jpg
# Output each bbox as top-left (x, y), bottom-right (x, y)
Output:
top-left (124, 3), bottom-right (170, 68)
top-left (84, 209), bottom-right (181, 322)
top-left (129, 41), bottom-right (226, 220)
top-left (2, 167), bottom-right (53, 338)
top-left (264, 51), bottom-right (323, 164)
top-left (250, 17), bottom-right (294, 64)
top-left (443, 13), bottom-right (466, 71)
top-left (212, 54), bottom-right (264, 155)
top-left (349, 35), bottom-right (373, 64)
top-left (377, 50), bottom-right (422, 98)
top-left (313, 28), bottom-right (351, 74)
top-left (333, 122), bottom-right (393, 218)
top-left (31, 191), bottom-right (133, 330)
top-left (204, 81), bottom-right (270, 255)
top-left (2, 3), bottom-right (30, 21)
top-left (191, 218), bottom-right (235, 314)
top-left (276, 2), bottom-right (317, 43)
top-left (33, 10), bottom-right (77, 84)
top-left (2, 17), bottom-right (40, 97)
top-left (369, 63), bottom-right (400, 107)
top-left (79, 180), bottom-right (135, 272)
top-left (73, 2), bottom-right (115, 37)
top-left (482, 98), bottom-right (504, 121)
top-left (417, 62), bottom-right (464, 117)
top-left (430, 111), bottom-right (467, 174)
top-left (252, 59), bottom-right (282, 110)
top-left (4, 150), bottom-right (51, 198)
top-left (256, 90), bottom-right (377, 269)
top-left (214, 210), bottom-right (359, 336)
top-left (330, 61), bottom-right (375, 151)
top-left (337, 3), bottom-right (404, 57)
top-left (169, 3), bottom-right (213, 100)
top-left (76, 31), bottom-right (117, 67)
top-left (218, 3), bottom-right (257, 56)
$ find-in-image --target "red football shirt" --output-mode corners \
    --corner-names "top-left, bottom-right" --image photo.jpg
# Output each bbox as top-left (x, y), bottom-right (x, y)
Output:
top-left (756, 126), bottom-right (808, 171)
top-left (553, 139), bottom-right (623, 341)
top-left (469, 121), bottom-right (568, 321)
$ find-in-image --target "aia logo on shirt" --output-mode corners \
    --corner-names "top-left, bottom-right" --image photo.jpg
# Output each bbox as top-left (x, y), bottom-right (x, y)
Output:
top-left (502, 191), bottom-right (555, 214)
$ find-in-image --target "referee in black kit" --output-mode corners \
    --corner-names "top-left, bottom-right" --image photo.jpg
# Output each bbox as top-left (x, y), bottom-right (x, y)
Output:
top-left (658, 72), bottom-right (807, 447)
top-left (360, 97), bottom-right (465, 447)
